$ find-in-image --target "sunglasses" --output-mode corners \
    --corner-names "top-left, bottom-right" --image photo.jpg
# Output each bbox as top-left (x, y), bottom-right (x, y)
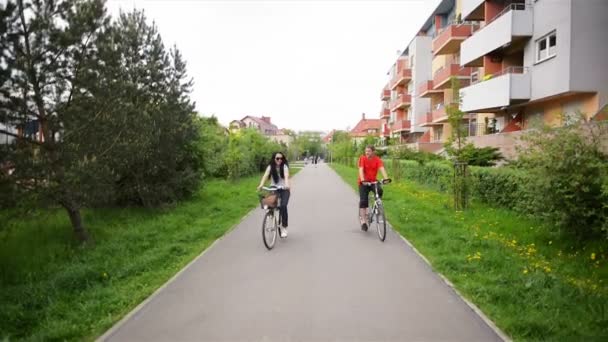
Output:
top-left (275, 157), bottom-right (283, 161)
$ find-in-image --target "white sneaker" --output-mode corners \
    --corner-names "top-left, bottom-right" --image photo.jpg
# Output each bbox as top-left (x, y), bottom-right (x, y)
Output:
top-left (280, 227), bottom-right (288, 238)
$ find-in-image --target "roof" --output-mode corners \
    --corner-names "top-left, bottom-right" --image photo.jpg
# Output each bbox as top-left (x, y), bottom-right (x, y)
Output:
top-left (350, 117), bottom-right (382, 137)
top-left (240, 115), bottom-right (279, 132)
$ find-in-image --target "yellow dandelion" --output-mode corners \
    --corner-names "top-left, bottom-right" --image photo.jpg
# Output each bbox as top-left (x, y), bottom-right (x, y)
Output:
top-left (591, 253), bottom-right (596, 260)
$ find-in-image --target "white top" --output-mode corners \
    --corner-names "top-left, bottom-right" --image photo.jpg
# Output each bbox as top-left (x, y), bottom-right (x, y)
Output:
top-left (270, 165), bottom-right (289, 187)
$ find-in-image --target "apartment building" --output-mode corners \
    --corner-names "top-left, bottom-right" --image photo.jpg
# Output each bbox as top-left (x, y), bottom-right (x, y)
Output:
top-left (380, 0), bottom-right (608, 159)
top-left (385, 35), bottom-right (433, 148)
top-left (459, 0), bottom-right (608, 158)
top-left (418, 0), bottom-right (477, 147)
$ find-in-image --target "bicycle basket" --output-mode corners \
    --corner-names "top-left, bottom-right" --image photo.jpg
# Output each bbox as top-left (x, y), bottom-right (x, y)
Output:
top-left (262, 193), bottom-right (278, 208)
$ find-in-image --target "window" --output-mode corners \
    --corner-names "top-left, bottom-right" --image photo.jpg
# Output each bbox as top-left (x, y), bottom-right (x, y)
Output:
top-left (536, 31), bottom-right (556, 63)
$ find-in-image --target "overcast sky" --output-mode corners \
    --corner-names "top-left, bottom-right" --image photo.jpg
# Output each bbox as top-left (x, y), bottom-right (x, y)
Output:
top-left (106, 0), bottom-right (440, 132)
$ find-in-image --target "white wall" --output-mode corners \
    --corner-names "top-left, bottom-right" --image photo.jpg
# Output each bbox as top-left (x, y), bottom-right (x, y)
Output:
top-left (570, 0), bottom-right (608, 109)
top-left (461, 9), bottom-right (533, 66)
top-left (410, 35), bottom-right (432, 133)
top-left (524, 0), bottom-right (572, 101)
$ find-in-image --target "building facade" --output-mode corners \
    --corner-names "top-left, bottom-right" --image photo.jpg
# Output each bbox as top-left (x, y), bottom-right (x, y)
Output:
top-left (380, 0), bottom-right (608, 159)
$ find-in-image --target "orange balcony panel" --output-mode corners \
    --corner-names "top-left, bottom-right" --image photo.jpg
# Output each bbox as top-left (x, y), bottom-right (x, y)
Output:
top-left (391, 120), bottom-right (411, 132)
top-left (380, 107), bottom-right (390, 119)
top-left (418, 80), bottom-right (443, 98)
top-left (433, 64), bottom-right (472, 90)
top-left (389, 69), bottom-right (412, 90)
top-left (432, 24), bottom-right (476, 56)
top-left (389, 94), bottom-right (412, 111)
top-left (380, 88), bottom-right (391, 100)
top-left (432, 106), bottom-right (448, 123)
top-left (420, 112), bottom-right (440, 127)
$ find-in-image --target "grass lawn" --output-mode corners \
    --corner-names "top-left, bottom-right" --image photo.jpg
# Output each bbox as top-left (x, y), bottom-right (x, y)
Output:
top-left (0, 171), bottom-right (291, 341)
top-left (332, 163), bottom-right (608, 341)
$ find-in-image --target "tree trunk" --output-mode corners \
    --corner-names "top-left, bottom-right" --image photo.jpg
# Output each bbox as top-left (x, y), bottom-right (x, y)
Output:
top-left (63, 203), bottom-right (91, 243)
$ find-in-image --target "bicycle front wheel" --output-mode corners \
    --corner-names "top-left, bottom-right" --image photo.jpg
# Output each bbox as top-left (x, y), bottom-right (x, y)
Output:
top-left (375, 203), bottom-right (387, 242)
top-left (262, 211), bottom-right (277, 250)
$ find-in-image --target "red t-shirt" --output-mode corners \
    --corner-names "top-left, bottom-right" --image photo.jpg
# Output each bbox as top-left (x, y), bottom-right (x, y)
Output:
top-left (358, 155), bottom-right (384, 185)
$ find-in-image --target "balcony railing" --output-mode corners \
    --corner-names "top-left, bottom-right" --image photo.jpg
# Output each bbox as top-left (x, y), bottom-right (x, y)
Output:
top-left (389, 94), bottom-right (412, 111)
top-left (431, 104), bottom-right (447, 122)
top-left (390, 68), bottom-right (412, 90)
top-left (433, 64), bottom-right (472, 89)
top-left (380, 107), bottom-right (390, 118)
top-left (461, 3), bottom-right (533, 66)
top-left (471, 66), bottom-right (527, 85)
top-left (417, 80), bottom-right (436, 97)
top-left (432, 23), bottom-right (477, 55)
top-left (486, 3), bottom-right (528, 26)
top-left (380, 88), bottom-right (391, 100)
top-left (461, 66), bottom-right (531, 112)
top-left (391, 119), bottom-right (411, 132)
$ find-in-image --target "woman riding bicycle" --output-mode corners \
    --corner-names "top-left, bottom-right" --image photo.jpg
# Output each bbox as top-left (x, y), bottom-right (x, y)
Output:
top-left (257, 152), bottom-right (291, 237)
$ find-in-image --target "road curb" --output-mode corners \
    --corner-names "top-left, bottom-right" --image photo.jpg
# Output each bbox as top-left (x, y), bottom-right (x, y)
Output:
top-left (391, 225), bottom-right (512, 342)
top-left (96, 207), bottom-right (258, 341)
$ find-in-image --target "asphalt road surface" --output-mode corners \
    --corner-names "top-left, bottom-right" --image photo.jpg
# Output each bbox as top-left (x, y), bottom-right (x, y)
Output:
top-left (100, 163), bottom-right (503, 342)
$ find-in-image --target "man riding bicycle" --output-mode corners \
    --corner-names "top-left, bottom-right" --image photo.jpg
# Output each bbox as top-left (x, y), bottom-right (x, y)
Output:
top-left (358, 145), bottom-right (389, 231)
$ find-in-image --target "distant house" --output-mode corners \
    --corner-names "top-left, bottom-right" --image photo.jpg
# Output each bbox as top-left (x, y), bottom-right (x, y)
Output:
top-left (230, 115), bottom-right (279, 136)
top-left (229, 120), bottom-right (246, 132)
top-left (270, 129), bottom-right (293, 147)
top-left (349, 113), bottom-right (382, 144)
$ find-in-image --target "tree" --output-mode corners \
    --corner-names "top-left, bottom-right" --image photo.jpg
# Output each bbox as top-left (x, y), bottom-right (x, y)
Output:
top-left (0, 0), bottom-right (112, 242)
top-left (444, 76), bottom-right (470, 210)
top-left (0, 2), bottom-right (201, 242)
top-left (105, 11), bottom-right (201, 206)
top-left (196, 115), bottom-right (228, 178)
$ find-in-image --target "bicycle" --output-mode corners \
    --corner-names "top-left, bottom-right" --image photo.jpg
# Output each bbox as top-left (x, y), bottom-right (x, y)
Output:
top-left (361, 179), bottom-right (391, 242)
top-left (258, 185), bottom-right (286, 250)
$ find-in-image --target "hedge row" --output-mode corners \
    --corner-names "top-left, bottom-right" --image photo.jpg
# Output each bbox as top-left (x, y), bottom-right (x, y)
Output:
top-left (342, 157), bottom-right (536, 215)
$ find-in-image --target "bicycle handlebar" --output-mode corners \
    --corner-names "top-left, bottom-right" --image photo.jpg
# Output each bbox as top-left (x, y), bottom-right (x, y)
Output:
top-left (362, 179), bottom-right (391, 186)
top-left (261, 185), bottom-right (286, 191)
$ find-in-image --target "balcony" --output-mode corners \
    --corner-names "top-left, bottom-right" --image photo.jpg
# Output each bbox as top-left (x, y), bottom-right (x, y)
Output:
top-left (462, 0), bottom-right (485, 21)
top-left (419, 112), bottom-right (437, 127)
top-left (380, 88), bottom-right (390, 100)
top-left (389, 94), bottom-right (412, 111)
top-left (460, 67), bottom-right (531, 113)
top-left (391, 119), bottom-right (411, 133)
top-left (382, 123), bottom-right (391, 137)
top-left (389, 68), bottom-right (412, 90)
top-left (432, 24), bottom-right (476, 56)
top-left (380, 106), bottom-right (390, 119)
top-left (418, 80), bottom-right (442, 98)
top-left (461, 4), bottom-right (533, 67)
top-left (433, 64), bottom-right (472, 90)
top-left (431, 105), bottom-right (448, 123)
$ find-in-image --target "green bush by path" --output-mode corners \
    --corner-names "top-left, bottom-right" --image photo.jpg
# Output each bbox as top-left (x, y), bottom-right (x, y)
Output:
top-left (332, 163), bottom-right (608, 341)
top-left (0, 175), bottom-right (268, 341)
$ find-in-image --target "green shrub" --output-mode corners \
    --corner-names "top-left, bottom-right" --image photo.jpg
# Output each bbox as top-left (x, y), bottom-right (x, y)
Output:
top-left (389, 145), bottom-right (444, 165)
top-left (516, 120), bottom-right (608, 239)
top-left (460, 144), bottom-right (504, 166)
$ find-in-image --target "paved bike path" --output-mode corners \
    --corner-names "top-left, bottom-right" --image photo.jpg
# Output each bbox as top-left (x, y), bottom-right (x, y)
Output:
top-left (101, 163), bottom-right (503, 341)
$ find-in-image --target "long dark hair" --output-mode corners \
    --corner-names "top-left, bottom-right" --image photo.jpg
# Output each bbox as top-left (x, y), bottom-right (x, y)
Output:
top-left (269, 152), bottom-right (289, 183)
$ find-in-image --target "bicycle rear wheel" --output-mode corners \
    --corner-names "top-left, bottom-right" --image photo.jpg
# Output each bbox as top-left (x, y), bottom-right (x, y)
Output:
top-left (262, 211), bottom-right (277, 250)
top-left (375, 203), bottom-right (387, 242)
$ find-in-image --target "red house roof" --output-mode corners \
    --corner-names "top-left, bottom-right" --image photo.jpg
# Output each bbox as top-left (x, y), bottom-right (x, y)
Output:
top-left (350, 114), bottom-right (382, 137)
